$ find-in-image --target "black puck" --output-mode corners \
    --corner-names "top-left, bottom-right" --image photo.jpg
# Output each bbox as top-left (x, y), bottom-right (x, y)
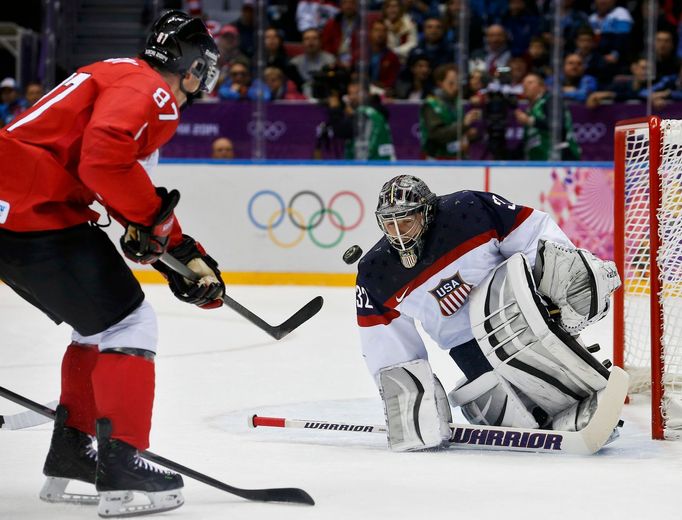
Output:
top-left (342, 245), bottom-right (363, 264)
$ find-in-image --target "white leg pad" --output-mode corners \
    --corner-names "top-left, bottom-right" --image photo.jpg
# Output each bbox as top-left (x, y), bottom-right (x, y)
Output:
top-left (449, 371), bottom-right (539, 429)
top-left (469, 254), bottom-right (609, 418)
top-left (379, 359), bottom-right (451, 451)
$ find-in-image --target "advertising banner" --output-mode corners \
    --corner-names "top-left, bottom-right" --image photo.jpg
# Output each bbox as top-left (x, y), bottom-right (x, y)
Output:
top-left (144, 164), bottom-right (485, 280)
top-left (161, 101), bottom-right (676, 161)
top-left (108, 162), bottom-right (615, 285)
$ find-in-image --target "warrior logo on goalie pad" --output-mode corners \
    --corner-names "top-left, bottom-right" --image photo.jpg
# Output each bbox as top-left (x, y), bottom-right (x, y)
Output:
top-left (429, 272), bottom-right (473, 316)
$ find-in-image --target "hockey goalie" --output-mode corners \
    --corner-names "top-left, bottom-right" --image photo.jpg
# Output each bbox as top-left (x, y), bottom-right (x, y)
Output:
top-left (356, 175), bottom-right (625, 452)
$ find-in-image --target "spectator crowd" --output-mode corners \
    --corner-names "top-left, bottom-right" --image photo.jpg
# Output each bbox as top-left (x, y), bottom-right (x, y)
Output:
top-left (0, 78), bottom-right (43, 128)
top-left (6, 0), bottom-right (682, 160)
top-left (195, 0), bottom-right (682, 160)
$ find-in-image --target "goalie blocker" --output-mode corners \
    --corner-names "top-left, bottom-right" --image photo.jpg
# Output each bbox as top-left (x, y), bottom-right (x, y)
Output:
top-left (379, 252), bottom-right (625, 452)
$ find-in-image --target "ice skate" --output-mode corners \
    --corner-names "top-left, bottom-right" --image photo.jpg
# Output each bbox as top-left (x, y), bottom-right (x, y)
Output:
top-left (40, 405), bottom-right (100, 505)
top-left (96, 418), bottom-right (184, 518)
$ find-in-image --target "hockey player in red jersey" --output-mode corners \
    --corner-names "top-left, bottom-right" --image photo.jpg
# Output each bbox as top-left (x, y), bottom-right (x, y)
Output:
top-left (356, 175), bottom-right (623, 452)
top-left (0, 11), bottom-right (223, 517)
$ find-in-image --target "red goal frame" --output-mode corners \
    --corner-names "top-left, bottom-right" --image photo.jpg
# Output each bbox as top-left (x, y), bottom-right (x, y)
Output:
top-left (613, 116), bottom-right (665, 440)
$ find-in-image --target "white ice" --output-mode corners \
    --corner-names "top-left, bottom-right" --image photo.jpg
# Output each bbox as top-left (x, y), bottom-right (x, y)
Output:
top-left (1, 284), bottom-right (681, 520)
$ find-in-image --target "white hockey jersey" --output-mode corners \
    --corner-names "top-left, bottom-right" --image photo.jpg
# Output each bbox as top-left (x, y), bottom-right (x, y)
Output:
top-left (356, 190), bottom-right (572, 380)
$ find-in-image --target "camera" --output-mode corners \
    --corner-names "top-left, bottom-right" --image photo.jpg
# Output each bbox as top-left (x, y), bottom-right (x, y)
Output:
top-left (311, 64), bottom-right (350, 100)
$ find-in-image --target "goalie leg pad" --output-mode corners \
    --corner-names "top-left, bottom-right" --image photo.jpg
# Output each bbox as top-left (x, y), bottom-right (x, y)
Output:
top-left (469, 254), bottom-right (609, 418)
top-left (379, 359), bottom-right (451, 451)
top-left (434, 375), bottom-right (453, 430)
top-left (449, 371), bottom-right (540, 429)
top-left (533, 240), bottom-right (621, 333)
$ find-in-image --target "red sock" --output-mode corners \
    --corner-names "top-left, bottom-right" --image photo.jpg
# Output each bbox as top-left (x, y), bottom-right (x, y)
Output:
top-left (92, 353), bottom-right (155, 450)
top-left (60, 342), bottom-right (99, 435)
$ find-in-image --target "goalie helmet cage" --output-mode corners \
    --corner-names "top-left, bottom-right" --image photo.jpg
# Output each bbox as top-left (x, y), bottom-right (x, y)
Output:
top-left (614, 115), bottom-right (682, 440)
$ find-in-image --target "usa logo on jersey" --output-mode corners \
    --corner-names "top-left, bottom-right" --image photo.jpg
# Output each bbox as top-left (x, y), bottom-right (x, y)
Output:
top-left (428, 272), bottom-right (473, 317)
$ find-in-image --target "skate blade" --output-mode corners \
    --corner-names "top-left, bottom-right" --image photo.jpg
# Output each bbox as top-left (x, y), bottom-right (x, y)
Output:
top-left (98, 489), bottom-right (184, 518)
top-left (40, 476), bottom-right (99, 505)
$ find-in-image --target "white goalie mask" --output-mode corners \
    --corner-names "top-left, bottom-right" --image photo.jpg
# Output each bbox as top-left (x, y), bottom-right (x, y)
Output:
top-left (375, 175), bottom-right (437, 268)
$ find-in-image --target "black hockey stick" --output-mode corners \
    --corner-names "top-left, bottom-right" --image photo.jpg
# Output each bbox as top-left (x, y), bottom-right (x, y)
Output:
top-left (0, 386), bottom-right (314, 506)
top-left (159, 253), bottom-right (323, 340)
top-left (0, 400), bottom-right (56, 429)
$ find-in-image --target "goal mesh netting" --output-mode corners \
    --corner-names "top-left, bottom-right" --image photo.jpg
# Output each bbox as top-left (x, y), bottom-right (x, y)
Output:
top-left (617, 118), bottom-right (682, 439)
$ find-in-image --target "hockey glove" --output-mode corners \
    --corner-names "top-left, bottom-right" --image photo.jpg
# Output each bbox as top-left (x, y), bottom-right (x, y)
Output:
top-left (120, 187), bottom-right (180, 264)
top-left (154, 234), bottom-right (225, 309)
top-left (533, 240), bottom-right (621, 333)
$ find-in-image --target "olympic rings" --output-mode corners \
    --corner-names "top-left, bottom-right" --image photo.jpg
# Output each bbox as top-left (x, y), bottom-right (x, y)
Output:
top-left (248, 190), bottom-right (285, 230)
top-left (288, 191), bottom-right (325, 230)
top-left (267, 207), bottom-right (306, 248)
top-left (308, 209), bottom-right (345, 248)
top-left (328, 191), bottom-right (364, 231)
top-left (247, 189), bottom-right (365, 248)
top-left (246, 120), bottom-right (288, 141)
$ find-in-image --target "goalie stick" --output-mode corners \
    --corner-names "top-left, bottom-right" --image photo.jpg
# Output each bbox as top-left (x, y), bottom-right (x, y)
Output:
top-left (159, 253), bottom-right (323, 340)
top-left (248, 367), bottom-right (629, 455)
top-left (0, 385), bottom-right (314, 506)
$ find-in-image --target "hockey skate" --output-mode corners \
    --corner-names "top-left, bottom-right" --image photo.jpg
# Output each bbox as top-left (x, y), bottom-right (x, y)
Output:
top-left (96, 418), bottom-right (184, 518)
top-left (40, 405), bottom-right (102, 505)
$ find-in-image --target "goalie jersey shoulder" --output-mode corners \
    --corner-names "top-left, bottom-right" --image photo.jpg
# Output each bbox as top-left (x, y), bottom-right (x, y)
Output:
top-left (356, 190), bottom-right (533, 326)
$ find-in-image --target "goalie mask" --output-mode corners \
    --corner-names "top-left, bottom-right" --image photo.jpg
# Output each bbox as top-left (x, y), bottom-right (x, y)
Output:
top-left (142, 11), bottom-right (219, 98)
top-left (375, 175), bottom-right (437, 268)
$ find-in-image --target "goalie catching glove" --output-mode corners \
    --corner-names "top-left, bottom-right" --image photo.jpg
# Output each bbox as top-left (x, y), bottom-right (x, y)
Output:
top-left (533, 239), bottom-right (621, 333)
top-left (153, 235), bottom-right (225, 309)
top-left (120, 187), bottom-right (180, 264)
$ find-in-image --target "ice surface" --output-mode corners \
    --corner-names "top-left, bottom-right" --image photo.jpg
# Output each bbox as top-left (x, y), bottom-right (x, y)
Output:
top-left (1, 284), bottom-right (681, 519)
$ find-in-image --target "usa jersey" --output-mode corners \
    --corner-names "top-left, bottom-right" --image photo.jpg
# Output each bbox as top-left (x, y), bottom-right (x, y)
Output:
top-left (0, 58), bottom-right (182, 243)
top-left (356, 190), bottom-right (572, 380)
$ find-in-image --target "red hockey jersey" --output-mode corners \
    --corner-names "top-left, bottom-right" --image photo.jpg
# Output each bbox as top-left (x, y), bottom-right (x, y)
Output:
top-left (0, 58), bottom-right (183, 244)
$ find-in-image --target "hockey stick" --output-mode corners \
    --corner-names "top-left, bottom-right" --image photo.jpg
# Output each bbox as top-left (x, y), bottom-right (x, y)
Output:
top-left (248, 367), bottom-right (629, 455)
top-left (0, 386), bottom-right (314, 505)
top-left (0, 400), bottom-right (57, 430)
top-left (159, 253), bottom-right (323, 340)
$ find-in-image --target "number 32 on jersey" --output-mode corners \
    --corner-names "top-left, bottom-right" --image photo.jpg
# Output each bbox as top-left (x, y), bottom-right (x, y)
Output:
top-left (356, 286), bottom-right (374, 309)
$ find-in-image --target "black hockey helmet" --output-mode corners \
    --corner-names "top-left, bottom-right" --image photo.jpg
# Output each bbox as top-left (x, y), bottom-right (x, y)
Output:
top-left (375, 175), bottom-right (437, 268)
top-left (142, 10), bottom-right (219, 94)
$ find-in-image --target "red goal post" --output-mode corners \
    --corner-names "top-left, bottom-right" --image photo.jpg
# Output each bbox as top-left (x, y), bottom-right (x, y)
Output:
top-left (614, 116), bottom-right (682, 440)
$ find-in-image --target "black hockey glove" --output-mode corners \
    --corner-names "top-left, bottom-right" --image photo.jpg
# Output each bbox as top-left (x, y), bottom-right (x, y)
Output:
top-left (120, 187), bottom-right (180, 264)
top-left (153, 234), bottom-right (225, 309)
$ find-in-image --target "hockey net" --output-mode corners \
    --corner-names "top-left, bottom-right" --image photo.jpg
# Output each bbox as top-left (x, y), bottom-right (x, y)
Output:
top-left (614, 116), bottom-right (682, 440)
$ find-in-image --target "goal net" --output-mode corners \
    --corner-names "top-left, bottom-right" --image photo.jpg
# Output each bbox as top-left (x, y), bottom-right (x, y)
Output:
top-left (614, 116), bottom-right (682, 440)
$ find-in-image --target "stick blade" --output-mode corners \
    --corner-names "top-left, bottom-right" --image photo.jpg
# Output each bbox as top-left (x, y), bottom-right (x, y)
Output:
top-left (273, 296), bottom-right (324, 340)
top-left (578, 366), bottom-right (629, 454)
top-left (238, 487), bottom-right (315, 505)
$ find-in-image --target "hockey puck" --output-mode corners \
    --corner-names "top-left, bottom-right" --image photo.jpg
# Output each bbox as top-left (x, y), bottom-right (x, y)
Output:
top-left (342, 245), bottom-right (363, 264)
